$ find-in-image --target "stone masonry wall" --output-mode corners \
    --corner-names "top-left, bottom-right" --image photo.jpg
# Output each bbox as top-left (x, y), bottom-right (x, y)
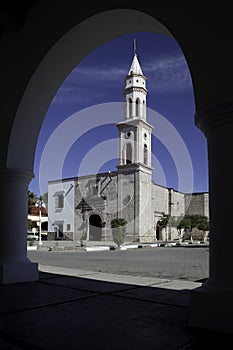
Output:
top-left (185, 193), bottom-right (209, 218)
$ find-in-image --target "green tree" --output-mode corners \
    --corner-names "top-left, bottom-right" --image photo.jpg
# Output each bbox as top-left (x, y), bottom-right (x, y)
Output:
top-left (195, 215), bottom-right (209, 241)
top-left (28, 190), bottom-right (38, 209)
top-left (174, 215), bottom-right (185, 243)
top-left (27, 218), bottom-right (37, 230)
top-left (177, 216), bottom-right (191, 241)
top-left (178, 214), bottom-right (209, 243)
top-left (157, 213), bottom-right (170, 244)
top-left (28, 219), bottom-right (33, 231)
top-left (157, 213), bottom-right (170, 229)
top-left (179, 215), bottom-right (194, 242)
top-left (41, 192), bottom-right (48, 207)
top-left (111, 218), bottom-right (127, 247)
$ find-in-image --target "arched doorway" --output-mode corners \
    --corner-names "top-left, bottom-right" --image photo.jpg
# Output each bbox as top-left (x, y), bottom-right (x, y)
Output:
top-left (89, 214), bottom-right (102, 241)
top-left (156, 224), bottom-right (162, 240)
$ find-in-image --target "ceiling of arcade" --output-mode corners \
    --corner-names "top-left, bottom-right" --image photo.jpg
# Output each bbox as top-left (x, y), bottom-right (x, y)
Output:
top-left (0, 1), bottom-right (33, 33)
top-left (0, 2), bottom-right (232, 115)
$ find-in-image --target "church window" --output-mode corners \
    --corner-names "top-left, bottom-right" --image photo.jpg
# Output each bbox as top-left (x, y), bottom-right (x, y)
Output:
top-left (144, 144), bottom-right (148, 165)
top-left (143, 100), bottom-right (146, 117)
top-left (126, 131), bottom-right (131, 138)
top-left (136, 98), bottom-right (140, 116)
top-left (54, 192), bottom-right (64, 211)
top-left (126, 143), bottom-right (132, 164)
top-left (128, 98), bottom-right (133, 117)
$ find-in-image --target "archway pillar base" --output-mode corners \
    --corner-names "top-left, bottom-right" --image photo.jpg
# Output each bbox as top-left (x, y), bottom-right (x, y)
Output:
top-left (0, 168), bottom-right (39, 284)
top-left (0, 260), bottom-right (38, 284)
top-left (190, 103), bottom-right (233, 334)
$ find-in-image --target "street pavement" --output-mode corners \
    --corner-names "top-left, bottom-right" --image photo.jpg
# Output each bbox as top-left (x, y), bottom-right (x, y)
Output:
top-left (28, 241), bottom-right (209, 283)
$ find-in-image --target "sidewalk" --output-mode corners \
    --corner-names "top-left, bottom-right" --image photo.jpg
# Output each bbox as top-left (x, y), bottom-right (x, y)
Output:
top-left (29, 239), bottom-right (209, 252)
top-left (1, 260), bottom-right (233, 349)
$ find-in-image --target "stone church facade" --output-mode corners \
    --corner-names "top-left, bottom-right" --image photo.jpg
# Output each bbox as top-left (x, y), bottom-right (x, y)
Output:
top-left (48, 49), bottom-right (209, 242)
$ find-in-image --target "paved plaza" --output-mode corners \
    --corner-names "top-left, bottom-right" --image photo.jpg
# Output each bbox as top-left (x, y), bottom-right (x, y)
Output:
top-left (28, 242), bottom-right (209, 283)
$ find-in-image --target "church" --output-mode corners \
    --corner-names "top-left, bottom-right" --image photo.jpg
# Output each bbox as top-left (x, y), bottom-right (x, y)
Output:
top-left (48, 47), bottom-right (209, 243)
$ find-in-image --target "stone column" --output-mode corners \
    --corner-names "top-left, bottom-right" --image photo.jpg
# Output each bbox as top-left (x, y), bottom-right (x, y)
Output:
top-left (189, 103), bottom-right (233, 333)
top-left (0, 169), bottom-right (38, 284)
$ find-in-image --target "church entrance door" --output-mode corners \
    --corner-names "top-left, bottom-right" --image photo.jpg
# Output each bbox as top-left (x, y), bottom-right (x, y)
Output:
top-left (156, 225), bottom-right (162, 240)
top-left (89, 214), bottom-right (102, 241)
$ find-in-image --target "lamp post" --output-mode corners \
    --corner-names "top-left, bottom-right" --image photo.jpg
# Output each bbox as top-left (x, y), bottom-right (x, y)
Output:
top-left (38, 207), bottom-right (42, 246)
top-left (86, 219), bottom-right (89, 241)
top-left (165, 226), bottom-right (168, 247)
top-left (35, 196), bottom-right (45, 246)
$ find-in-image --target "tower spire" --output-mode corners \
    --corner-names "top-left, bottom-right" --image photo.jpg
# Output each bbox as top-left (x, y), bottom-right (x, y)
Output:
top-left (128, 41), bottom-right (143, 75)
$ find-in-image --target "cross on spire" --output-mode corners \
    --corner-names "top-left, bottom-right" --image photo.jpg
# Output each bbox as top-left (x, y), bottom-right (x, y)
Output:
top-left (133, 38), bottom-right (137, 55)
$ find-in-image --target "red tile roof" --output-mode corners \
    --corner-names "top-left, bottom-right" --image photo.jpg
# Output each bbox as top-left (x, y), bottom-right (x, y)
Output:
top-left (28, 206), bottom-right (48, 216)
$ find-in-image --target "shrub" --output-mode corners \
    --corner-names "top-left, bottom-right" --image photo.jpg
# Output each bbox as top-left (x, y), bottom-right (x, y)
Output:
top-left (111, 218), bottom-right (127, 247)
top-left (27, 236), bottom-right (35, 246)
top-left (28, 219), bottom-right (33, 231)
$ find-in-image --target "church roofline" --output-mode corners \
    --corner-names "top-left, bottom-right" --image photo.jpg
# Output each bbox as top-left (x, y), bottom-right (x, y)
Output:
top-left (48, 176), bottom-right (208, 197)
top-left (185, 191), bottom-right (209, 195)
top-left (48, 170), bottom-right (118, 184)
top-left (117, 163), bottom-right (153, 173)
top-left (152, 181), bottom-right (209, 195)
top-left (48, 177), bottom-right (76, 184)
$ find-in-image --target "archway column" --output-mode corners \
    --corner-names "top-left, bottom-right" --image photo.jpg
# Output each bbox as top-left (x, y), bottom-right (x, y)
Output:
top-left (189, 102), bottom-right (233, 333)
top-left (0, 169), bottom-right (38, 284)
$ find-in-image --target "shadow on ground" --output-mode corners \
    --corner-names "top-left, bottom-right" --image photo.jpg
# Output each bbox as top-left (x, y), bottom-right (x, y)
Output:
top-left (0, 272), bottom-right (232, 349)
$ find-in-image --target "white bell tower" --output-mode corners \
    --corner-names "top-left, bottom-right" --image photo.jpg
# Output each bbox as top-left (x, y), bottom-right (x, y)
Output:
top-left (116, 40), bottom-right (154, 242)
top-left (117, 39), bottom-right (153, 170)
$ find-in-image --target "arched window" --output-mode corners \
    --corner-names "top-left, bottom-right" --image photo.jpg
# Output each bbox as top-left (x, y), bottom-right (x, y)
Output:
top-left (144, 144), bottom-right (148, 165)
top-left (136, 98), bottom-right (140, 116)
top-left (125, 143), bottom-right (132, 164)
top-left (128, 98), bottom-right (133, 118)
top-left (143, 100), bottom-right (146, 118)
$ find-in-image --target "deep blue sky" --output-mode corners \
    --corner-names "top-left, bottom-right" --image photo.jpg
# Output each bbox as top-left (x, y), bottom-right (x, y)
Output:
top-left (29, 31), bottom-right (208, 196)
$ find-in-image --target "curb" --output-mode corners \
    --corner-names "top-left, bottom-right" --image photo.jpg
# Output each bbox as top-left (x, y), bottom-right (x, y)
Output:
top-left (31, 241), bottom-right (209, 252)
top-left (85, 246), bottom-right (111, 252)
top-left (120, 244), bottom-right (139, 250)
top-left (27, 246), bottom-right (38, 250)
